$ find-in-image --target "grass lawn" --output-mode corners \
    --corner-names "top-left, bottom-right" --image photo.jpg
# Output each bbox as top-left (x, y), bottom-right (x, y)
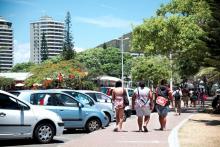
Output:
top-left (179, 113), bottom-right (220, 147)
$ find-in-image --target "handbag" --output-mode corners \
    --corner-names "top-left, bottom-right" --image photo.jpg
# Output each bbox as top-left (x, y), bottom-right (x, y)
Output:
top-left (123, 89), bottom-right (129, 106)
top-left (156, 87), bottom-right (168, 106)
top-left (156, 96), bottom-right (168, 106)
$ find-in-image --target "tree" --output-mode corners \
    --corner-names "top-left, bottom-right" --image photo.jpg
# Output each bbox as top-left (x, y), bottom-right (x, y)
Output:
top-left (132, 0), bottom-right (212, 78)
top-left (76, 47), bottom-right (133, 78)
top-left (0, 77), bottom-right (14, 90)
top-left (25, 59), bottom-right (86, 89)
top-left (155, 0), bottom-right (220, 79)
top-left (41, 31), bottom-right (48, 62)
top-left (11, 62), bottom-right (35, 72)
top-left (131, 56), bottom-right (181, 86)
top-left (203, 0), bottom-right (220, 70)
top-left (103, 43), bottom-right (107, 49)
top-left (62, 11), bottom-right (75, 60)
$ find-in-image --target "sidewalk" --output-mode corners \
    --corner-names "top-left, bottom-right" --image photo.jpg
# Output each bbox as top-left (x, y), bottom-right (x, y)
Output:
top-left (179, 112), bottom-right (220, 147)
top-left (59, 112), bottom-right (193, 147)
top-left (178, 97), bottom-right (220, 147)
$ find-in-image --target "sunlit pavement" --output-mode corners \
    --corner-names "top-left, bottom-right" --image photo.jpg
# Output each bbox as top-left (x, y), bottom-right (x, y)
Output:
top-left (59, 98), bottom-right (213, 147)
top-left (59, 110), bottom-right (195, 147)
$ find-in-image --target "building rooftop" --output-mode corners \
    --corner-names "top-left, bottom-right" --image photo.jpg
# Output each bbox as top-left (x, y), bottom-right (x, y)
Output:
top-left (0, 72), bottom-right (32, 81)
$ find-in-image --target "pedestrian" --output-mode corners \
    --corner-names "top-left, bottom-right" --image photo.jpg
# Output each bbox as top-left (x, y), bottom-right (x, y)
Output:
top-left (132, 81), bottom-right (153, 132)
top-left (155, 79), bottom-right (173, 131)
top-left (191, 89), bottom-right (198, 107)
top-left (182, 86), bottom-right (190, 108)
top-left (212, 91), bottom-right (220, 114)
top-left (199, 88), bottom-right (206, 109)
top-left (173, 86), bottom-right (182, 115)
top-left (189, 89), bottom-right (194, 107)
top-left (112, 81), bottom-right (127, 132)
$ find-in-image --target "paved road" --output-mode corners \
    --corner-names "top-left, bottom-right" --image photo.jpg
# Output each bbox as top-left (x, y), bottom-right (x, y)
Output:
top-left (1, 98), bottom-right (212, 147)
top-left (60, 111), bottom-right (195, 147)
top-left (0, 129), bottom-right (87, 147)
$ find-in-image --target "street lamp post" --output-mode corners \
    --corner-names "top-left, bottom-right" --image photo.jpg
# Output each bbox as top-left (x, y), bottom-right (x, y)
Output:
top-left (169, 50), bottom-right (173, 91)
top-left (121, 35), bottom-right (124, 87)
top-left (120, 34), bottom-right (129, 88)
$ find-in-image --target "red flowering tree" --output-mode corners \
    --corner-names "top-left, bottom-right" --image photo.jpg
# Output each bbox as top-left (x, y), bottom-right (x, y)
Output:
top-left (25, 59), bottom-right (87, 89)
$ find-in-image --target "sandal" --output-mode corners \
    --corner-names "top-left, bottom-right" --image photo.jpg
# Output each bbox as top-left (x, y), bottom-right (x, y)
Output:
top-left (138, 129), bottom-right (143, 132)
top-left (143, 126), bottom-right (148, 132)
top-left (113, 128), bottom-right (118, 132)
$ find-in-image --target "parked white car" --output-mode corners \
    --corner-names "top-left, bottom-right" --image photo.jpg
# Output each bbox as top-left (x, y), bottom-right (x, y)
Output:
top-left (0, 90), bottom-right (64, 143)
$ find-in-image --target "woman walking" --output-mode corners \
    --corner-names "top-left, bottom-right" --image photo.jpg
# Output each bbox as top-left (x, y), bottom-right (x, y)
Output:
top-left (132, 81), bottom-right (153, 132)
top-left (112, 81), bottom-right (126, 132)
top-left (155, 79), bottom-right (173, 131)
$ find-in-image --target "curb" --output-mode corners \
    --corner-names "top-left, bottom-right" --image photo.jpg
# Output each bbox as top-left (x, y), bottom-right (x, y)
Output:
top-left (168, 114), bottom-right (194, 147)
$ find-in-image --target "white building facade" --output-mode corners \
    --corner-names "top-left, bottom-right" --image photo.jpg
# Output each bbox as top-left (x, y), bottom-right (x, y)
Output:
top-left (30, 16), bottom-right (64, 64)
top-left (0, 17), bottom-right (13, 71)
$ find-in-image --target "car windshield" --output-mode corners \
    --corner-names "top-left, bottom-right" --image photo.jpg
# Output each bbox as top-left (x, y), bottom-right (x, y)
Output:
top-left (63, 91), bottom-right (94, 106)
top-left (127, 89), bottom-right (134, 97)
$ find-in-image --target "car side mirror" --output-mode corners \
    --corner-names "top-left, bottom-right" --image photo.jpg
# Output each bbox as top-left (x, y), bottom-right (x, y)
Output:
top-left (19, 105), bottom-right (25, 111)
top-left (78, 103), bottom-right (84, 108)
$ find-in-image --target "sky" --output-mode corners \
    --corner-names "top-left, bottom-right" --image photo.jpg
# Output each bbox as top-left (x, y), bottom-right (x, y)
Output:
top-left (0, 0), bottom-right (170, 64)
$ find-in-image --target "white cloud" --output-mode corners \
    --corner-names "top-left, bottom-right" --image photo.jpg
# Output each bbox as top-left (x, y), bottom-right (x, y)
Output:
top-left (13, 41), bottom-right (30, 65)
top-left (74, 47), bottom-right (86, 52)
top-left (74, 16), bottom-right (140, 29)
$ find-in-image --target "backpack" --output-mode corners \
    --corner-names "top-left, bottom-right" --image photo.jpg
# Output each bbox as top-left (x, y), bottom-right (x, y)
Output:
top-left (192, 91), bottom-right (198, 100)
top-left (158, 86), bottom-right (168, 98)
top-left (174, 90), bottom-right (181, 100)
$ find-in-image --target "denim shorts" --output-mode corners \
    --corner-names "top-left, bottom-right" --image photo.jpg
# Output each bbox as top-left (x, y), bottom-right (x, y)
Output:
top-left (156, 104), bottom-right (170, 117)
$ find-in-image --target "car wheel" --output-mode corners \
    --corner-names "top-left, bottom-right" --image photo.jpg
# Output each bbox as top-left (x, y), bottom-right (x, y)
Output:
top-left (34, 123), bottom-right (54, 144)
top-left (86, 118), bottom-right (101, 132)
top-left (104, 112), bottom-right (111, 126)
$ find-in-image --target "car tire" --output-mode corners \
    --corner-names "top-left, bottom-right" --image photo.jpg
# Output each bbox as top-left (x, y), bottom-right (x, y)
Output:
top-left (34, 123), bottom-right (55, 144)
top-left (85, 118), bottom-right (101, 132)
top-left (104, 112), bottom-right (111, 126)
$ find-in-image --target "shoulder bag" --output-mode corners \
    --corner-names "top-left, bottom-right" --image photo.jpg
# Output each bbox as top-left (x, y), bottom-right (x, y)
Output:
top-left (156, 87), bottom-right (168, 107)
top-left (123, 89), bottom-right (129, 106)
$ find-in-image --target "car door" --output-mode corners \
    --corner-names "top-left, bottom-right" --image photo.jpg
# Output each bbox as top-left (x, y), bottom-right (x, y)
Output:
top-left (127, 89), bottom-right (134, 109)
top-left (0, 93), bottom-right (35, 139)
top-left (49, 93), bottom-right (83, 128)
top-left (30, 93), bottom-right (59, 114)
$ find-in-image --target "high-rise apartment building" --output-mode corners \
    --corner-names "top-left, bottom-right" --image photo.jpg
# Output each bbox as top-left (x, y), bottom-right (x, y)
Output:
top-left (30, 16), bottom-right (64, 63)
top-left (0, 17), bottom-right (13, 71)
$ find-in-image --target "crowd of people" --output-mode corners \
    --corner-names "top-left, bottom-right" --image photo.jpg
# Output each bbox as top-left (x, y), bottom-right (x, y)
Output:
top-left (173, 85), bottom-right (208, 115)
top-left (111, 79), bottom-right (211, 132)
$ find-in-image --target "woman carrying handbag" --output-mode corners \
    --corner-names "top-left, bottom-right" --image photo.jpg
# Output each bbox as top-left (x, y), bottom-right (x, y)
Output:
top-left (112, 81), bottom-right (127, 132)
top-left (132, 81), bottom-right (153, 132)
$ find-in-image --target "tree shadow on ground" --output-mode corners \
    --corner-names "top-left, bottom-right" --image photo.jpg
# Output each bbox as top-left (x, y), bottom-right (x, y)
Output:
top-left (63, 129), bottom-right (87, 134)
top-left (189, 119), bottom-right (220, 126)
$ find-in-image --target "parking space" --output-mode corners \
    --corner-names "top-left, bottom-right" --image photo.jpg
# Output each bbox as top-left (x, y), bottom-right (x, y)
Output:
top-left (0, 129), bottom-right (88, 147)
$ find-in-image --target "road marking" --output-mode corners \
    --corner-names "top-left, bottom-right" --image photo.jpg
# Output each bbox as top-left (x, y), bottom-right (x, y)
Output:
top-left (168, 114), bottom-right (194, 147)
